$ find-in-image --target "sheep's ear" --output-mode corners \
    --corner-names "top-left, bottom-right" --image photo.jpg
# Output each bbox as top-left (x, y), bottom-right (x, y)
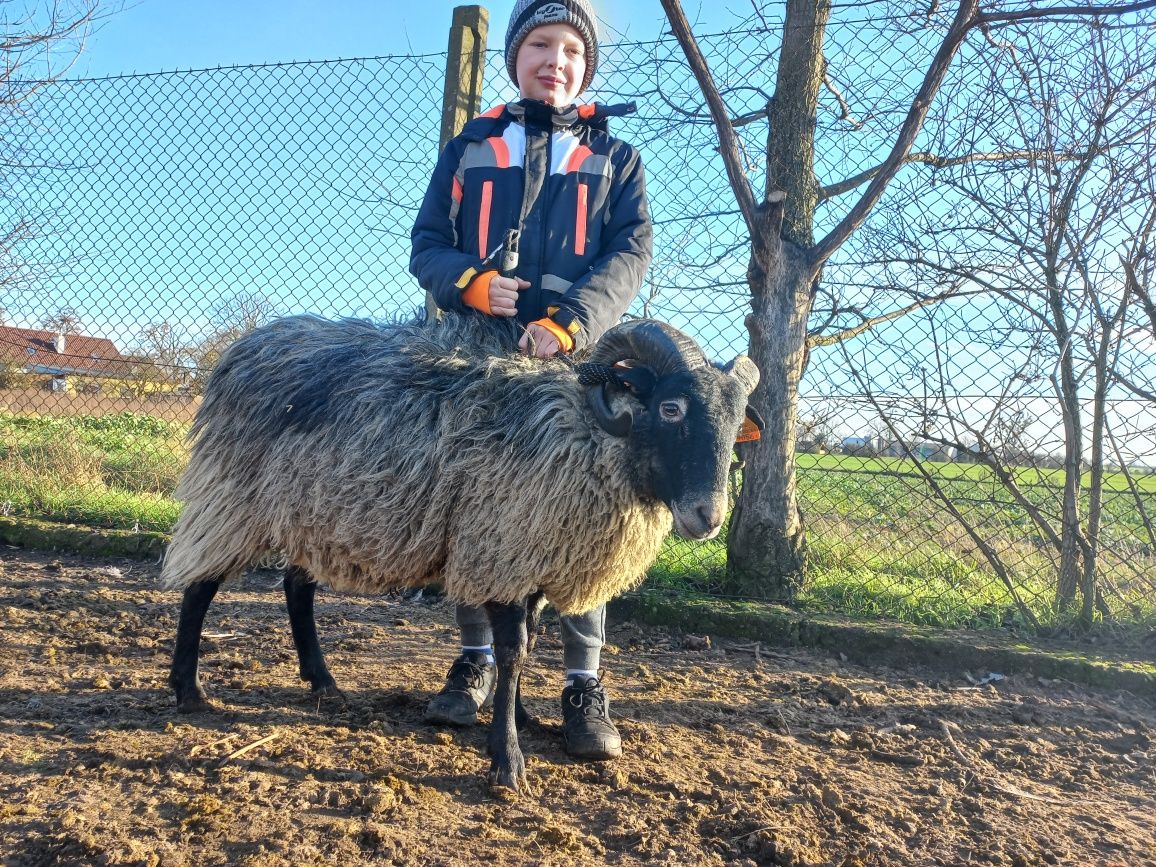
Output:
top-left (612, 361), bottom-right (656, 398)
top-left (723, 355), bottom-right (760, 394)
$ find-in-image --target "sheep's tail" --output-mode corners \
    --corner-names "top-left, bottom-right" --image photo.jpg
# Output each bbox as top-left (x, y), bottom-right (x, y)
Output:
top-left (160, 472), bottom-right (267, 591)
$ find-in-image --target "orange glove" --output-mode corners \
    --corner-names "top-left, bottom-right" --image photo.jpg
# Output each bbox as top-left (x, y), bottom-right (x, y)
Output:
top-left (461, 270), bottom-right (500, 314)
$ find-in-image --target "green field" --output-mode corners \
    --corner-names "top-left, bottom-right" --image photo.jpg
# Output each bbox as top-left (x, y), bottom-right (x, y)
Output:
top-left (2, 411), bottom-right (1153, 633)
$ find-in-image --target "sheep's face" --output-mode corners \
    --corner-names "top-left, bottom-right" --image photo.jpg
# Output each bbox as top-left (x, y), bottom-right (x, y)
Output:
top-left (635, 363), bottom-right (758, 540)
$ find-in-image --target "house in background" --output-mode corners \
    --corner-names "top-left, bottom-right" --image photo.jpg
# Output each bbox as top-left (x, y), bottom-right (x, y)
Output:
top-left (0, 326), bottom-right (128, 392)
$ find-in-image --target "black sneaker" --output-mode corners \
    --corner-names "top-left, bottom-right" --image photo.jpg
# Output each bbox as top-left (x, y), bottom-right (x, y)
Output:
top-left (424, 651), bottom-right (496, 726)
top-left (561, 675), bottom-right (622, 760)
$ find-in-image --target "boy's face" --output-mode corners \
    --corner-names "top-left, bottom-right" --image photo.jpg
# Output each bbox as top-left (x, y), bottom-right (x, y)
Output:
top-left (515, 23), bottom-right (587, 107)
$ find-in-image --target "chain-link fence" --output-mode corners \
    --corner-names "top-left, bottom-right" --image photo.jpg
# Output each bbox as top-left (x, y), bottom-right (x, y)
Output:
top-left (0, 8), bottom-right (1153, 636)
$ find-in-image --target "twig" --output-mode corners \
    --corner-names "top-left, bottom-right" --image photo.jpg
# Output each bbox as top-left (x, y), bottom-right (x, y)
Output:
top-left (189, 732), bottom-right (238, 757)
top-left (218, 731), bottom-right (282, 766)
top-left (937, 719), bottom-right (1106, 806)
top-left (203, 632), bottom-right (245, 641)
top-left (726, 641), bottom-right (794, 662)
top-left (731, 824), bottom-right (782, 843)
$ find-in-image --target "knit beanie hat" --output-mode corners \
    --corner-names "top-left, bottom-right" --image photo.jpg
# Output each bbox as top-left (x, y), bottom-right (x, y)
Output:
top-left (505, 0), bottom-right (599, 96)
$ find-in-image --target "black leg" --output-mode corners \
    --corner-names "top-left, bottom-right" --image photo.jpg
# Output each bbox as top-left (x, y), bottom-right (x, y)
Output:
top-left (169, 579), bottom-right (222, 712)
top-left (283, 566), bottom-right (345, 704)
top-left (515, 592), bottom-right (547, 729)
top-left (484, 597), bottom-right (529, 791)
top-left (524, 591), bottom-right (547, 654)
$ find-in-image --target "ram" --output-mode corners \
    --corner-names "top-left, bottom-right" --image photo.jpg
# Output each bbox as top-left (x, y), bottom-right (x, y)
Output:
top-left (162, 311), bottom-right (759, 790)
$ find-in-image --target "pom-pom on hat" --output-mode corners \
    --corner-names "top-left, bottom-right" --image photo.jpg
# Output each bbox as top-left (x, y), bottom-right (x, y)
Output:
top-left (505, 0), bottom-right (599, 96)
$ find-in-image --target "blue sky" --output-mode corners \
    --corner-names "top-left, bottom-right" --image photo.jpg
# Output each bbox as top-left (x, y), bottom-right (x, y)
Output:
top-left (76, 0), bottom-right (723, 77)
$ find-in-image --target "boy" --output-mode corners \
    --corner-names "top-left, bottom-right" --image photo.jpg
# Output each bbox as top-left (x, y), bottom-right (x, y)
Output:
top-left (409, 0), bottom-right (651, 761)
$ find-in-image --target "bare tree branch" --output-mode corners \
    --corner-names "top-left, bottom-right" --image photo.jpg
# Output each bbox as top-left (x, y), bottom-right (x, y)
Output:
top-left (807, 292), bottom-right (956, 348)
top-left (977, 0), bottom-right (1156, 26)
top-left (819, 148), bottom-right (1092, 202)
top-left (811, 0), bottom-right (980, 268)
top-left (659, 0), bottom-right (759, 233)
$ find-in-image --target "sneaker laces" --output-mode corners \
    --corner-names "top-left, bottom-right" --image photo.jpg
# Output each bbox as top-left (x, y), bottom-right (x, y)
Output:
top-left (447, 655), bottom-right (490, 690)
top-left (566, 678), bottom-right (609, 719)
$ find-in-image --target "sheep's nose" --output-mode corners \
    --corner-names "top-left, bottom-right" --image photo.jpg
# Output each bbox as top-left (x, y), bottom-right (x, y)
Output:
top-left (696, 501), bottom-right (724, 535)
top-left (672, 498), bottom-right (725, 540)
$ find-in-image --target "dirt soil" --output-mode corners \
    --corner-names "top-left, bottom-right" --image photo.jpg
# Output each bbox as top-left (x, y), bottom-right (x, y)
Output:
top-left (1, 548), bottom-right (1153, 867)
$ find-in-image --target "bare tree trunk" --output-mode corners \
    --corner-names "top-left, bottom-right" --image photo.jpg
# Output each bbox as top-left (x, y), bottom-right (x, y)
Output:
top-left (727, 198), bottom-right (813, 597)
top-left (724, 0), bottom-right (830, 599)
top-left (1052, 311), bottom-right (1085, 611)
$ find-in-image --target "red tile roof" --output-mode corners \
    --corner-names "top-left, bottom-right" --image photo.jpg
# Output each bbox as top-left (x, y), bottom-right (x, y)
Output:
top-left (0, 325), bottom-right (130, 377)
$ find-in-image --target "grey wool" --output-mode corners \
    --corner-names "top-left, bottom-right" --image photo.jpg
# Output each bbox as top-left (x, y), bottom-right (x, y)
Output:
top-left (505, 0), bottom-right (599, 94)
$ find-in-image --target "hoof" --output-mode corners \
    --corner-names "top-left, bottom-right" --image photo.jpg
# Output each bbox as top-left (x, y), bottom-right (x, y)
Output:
top-left (488, 752), bottom-right (527, 793)
top-left (311, 683), bottom-right (348, 707)
top-left (488, 765), bottom-right (527, 793)
top-left (176, 696), bottom-right (216, 714)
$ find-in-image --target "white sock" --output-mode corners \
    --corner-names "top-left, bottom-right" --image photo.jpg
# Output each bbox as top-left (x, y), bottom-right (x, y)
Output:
top-left (462, 645), bottom-right (495, 665)
top-left (565, 669), bottom-right (599, 687)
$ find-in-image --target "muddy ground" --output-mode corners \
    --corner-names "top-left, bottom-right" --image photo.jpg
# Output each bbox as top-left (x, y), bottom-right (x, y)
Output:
top-left (0, 547), bottom-right (1153, 867)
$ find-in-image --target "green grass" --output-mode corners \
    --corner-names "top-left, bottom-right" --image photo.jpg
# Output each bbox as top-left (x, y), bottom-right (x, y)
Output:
top-left (0, 411), bottom-right (186, 531)
top-left (2, 409), bottom-right (1153, 634)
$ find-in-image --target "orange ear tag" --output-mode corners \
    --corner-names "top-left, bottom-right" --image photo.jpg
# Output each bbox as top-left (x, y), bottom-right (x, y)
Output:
top-left (736, 417), bottom-right (761, 443)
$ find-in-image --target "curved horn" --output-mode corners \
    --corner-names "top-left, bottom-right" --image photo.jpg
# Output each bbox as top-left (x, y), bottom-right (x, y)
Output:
top-left (723, 355), bottom-right (760, 394)
top-left (588, 320), bottom-right (709, 376)
top-left (585, 384), bottom-right (633, 437)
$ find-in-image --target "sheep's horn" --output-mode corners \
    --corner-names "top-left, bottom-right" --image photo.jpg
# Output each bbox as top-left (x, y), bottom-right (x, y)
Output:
top-left (588, 320), bottom-right (708, 375)
top-left (586, 383), bottom-right (633, 437)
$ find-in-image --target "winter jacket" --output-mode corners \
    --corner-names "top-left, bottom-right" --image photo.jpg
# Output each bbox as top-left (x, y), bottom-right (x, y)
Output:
top-left (410, 98), bottom-right (652, 352)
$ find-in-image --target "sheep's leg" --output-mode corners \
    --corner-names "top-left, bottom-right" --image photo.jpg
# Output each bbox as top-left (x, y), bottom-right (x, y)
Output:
top-left (484, 598), bottom-right (529, 792)
top-left (515, 592), bottom-right (548, 730)
top-left (169, 578), bottom-right (223, 713)
top-left (283, 566), bottom-right (346, 705)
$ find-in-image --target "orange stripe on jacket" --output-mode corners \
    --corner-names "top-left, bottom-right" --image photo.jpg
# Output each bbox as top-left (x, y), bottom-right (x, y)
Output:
top-left (488, 136), bottom-right (510, 169)
top-left (478, 180), bottom-right (493, 259)
top-left (577, 104), bottom-right (596, 119)
top-left (565, 144), bottom-right (593, 174)
top-left (479, 105), bottom-right (505, 120)
top-left (575, 182), bottom-right (588, 257)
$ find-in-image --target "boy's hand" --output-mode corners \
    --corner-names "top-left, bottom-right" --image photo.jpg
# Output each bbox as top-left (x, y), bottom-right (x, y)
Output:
top-left (461, 272), bottom-right (528, 316)
top-left (488, 275), bottom-right (530, 317)
top-left (519, 322), bottom-right (560, 357)
top-left (519, 318), bottom-right (575, 357)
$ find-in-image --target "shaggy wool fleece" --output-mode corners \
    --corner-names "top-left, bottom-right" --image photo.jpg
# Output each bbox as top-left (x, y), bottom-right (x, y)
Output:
top-left (161, 313), bottom-right (672, 615)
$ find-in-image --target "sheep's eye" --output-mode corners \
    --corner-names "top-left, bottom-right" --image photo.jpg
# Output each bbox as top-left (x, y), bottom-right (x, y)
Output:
top-left (659, 399), bottom-right (686, 422)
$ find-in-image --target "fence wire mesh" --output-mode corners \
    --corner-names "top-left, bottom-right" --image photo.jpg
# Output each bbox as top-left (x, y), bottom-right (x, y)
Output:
top-left (0, 10), bottom-right (1153, 636)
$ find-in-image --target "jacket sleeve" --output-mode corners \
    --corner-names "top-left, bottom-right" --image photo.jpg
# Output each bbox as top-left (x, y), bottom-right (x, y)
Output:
top-left (549, 143), bottom-right (653, 351)
top-left (409, 137), bottom-right (487, 312)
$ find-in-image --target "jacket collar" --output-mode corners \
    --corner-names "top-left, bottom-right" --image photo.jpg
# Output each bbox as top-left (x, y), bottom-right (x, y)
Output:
top-left (507, 98), bottom-right (636, 132)
top-left (460, 99), bottom-right (636, 140)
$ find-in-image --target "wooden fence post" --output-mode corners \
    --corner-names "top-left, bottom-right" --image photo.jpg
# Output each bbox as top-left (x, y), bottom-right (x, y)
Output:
top-left (428, 5), bottom-right (489, 318)
top-left (440, 6), bottom-right (489, 149)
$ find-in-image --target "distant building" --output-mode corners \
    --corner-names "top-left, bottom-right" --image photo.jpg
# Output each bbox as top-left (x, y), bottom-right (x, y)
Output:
top-left (0, 326), bottom-right (129, 391)
top-left (840, 436), bottom-right (874, 455)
